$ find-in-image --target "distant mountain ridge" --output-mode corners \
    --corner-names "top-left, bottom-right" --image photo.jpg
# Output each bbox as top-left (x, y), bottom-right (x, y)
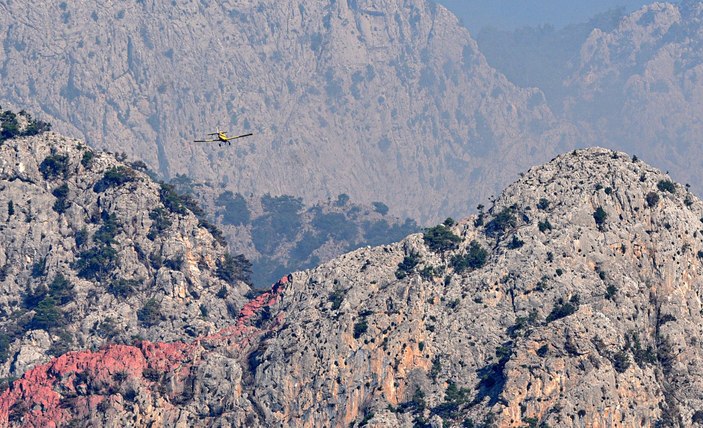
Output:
top-left (0, 0), bottom-right (571, 222)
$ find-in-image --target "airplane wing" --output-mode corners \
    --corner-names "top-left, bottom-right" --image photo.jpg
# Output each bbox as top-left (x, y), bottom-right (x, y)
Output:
top-left (224, 133), bottom-right (254, 141)
top-left (193, 139), bottom-right (219, 143)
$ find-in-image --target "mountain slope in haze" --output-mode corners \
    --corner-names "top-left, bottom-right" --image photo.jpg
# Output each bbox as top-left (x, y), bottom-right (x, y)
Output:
top-left (0, 125), bottom-right (251, 380)
top-left (0, 0), bottom-right (573, 222)
top-left (563, 1), bottom-right (703, 179)
top-left (3, 148), bottom-right (703, 426)
top-left (169, 176), bottom-right (419, 288)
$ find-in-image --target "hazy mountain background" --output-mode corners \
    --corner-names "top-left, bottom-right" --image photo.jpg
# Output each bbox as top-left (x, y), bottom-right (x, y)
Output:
top-left (435, 0), bottom-right (678, 31)
top-left (0, 0), bottom-right (570, 225)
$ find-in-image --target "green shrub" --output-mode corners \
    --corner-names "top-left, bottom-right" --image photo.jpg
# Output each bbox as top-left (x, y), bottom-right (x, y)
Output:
top-left (73, 245), bottom-right (118, 281)
top-left (252, 194), bottom-right (303, 253)
top-left (47, 329), bottom-right (73, 357)
top-left (147, 208), bottom-right (171, 240)
top-left (216, 253), bottom-right (252, 285)
top-left (611, 350), bottom-right (630, 373)
top-left (657, 179), bottom-right (676, 194)
top-left (93, 167), bottom-right (137, 193)
top-left (605, 284), bottom-right (618, 300)
top-left (312, 212), bottom-right (358, 242)
top-left (51, 183), bottom-right (70, 214)
top-left (29, 296), bottom-right (62, 331)
top-left (395, 252), bottom-right (421, 279)
top-left (81, 151), bottom-right (94, 168)
top-left (450, 241), bottom-right (487, 273)
top-left (646, 192), bottom-right (659, 208)
top-left (108, 279), bottom-right (139, 299)
top-left (353, 319), bottom-right (368, 338)
top-left (538, 219), bottom-right (552, 232)
top-left (49, 274), bottom-right (75, 305)
top-left (536, 198), bottom-right (549, 210)
top-left (329, 288), bottom-right (345, 310)
top-left (546, 296), bottom-right (579, 323)
top-left (485, 207), bottom-right (517, 238)
top-left (137, 299), bottom-right (163, 327)
top-left (423, 224), bottom-right (461, 253)
top-left (39, 154), bottom-right (69, 180)
top-left (30, 257), bottom-right (47, 278)
top-left (506, 235), bottom-right (524, 249)
top-left (593, 207), bottom-right (607, 230)
top-left (7, 200), bottom-right (14, 217)
top-left (0, 110), bottom-right (19, 141)
top-left (75, 227), bottom-right (88, 249)
top-left (94, 212), bottom-right (120, 245)
top-left (0, 335), bottom-right (9, 363)
top-left (335, 194), bottom-right (350, 206)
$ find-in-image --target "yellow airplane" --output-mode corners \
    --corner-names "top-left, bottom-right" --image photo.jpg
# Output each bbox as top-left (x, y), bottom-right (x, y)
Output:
top-left (194, 129), bottom-right (253, 147)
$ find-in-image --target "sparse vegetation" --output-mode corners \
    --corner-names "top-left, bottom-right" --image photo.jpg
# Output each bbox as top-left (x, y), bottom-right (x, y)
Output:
top-left (147, 208), bottom-right (172, 240)
top-left (93, 167), bottom-right (137, 193)
top-left (485, 206), bottom-right (517, 238)
top-left (450, 241), bottom-right (488, 273)
top-left (546, 295), bottom-right (579, 323)
top-left (0, 108), bottom-right (51, 143)
top-left (395, 251), bottom-right (421, 279)
top-left (39, 154), bottom-right (69, 180)
top-left (216, 253), bottom-right (252, 286)
top-left (423, 224), bottom-right (461, 253)
top-left (137, 298), bottom-right (163, 327)
top-left (657, 179), bottom-right (676, 194)
top-left (593, 207), bottom-right (607, 230)
top-left (646, 192), bottom-right (660, 208)
top-left (51, 183), bottom-right (70, 214)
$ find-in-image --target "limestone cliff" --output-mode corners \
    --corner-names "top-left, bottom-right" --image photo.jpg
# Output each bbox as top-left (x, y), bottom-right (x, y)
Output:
top-left (3, 148), bottom-right (702, 427)
top-left (0, 130), bottom-right (250, 380)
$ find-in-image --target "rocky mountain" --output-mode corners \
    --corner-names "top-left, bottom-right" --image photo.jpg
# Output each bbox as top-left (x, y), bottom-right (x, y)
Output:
top-left (0, 0), bottom-right (572, 222)
top-left (3, 147), bottom-right (703, 426)
top-left (0, 120), bottom-right (251, 380)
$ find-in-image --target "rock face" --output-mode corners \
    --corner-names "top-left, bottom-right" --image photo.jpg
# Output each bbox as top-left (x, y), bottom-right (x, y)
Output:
top-left (3, 147), bottom-right (703, 427)
top-left (0, 131), bottom-right (250, 379)
top-left (0, 0), bottom-right (570, 222)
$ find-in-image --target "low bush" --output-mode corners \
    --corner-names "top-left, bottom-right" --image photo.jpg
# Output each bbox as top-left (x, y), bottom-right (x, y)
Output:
top-left (137, 299), bottom-right (163, 327)
top-left (39, 154), bottom-right (69, 180)
top-left (450, 241), bottom-right (487, 273)
top-left (657, 179), bottom-right (676, 194)
top-left (423, 224), bottom-right (461, 253)
top-left (93, 167), bottom-right (137, 193)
